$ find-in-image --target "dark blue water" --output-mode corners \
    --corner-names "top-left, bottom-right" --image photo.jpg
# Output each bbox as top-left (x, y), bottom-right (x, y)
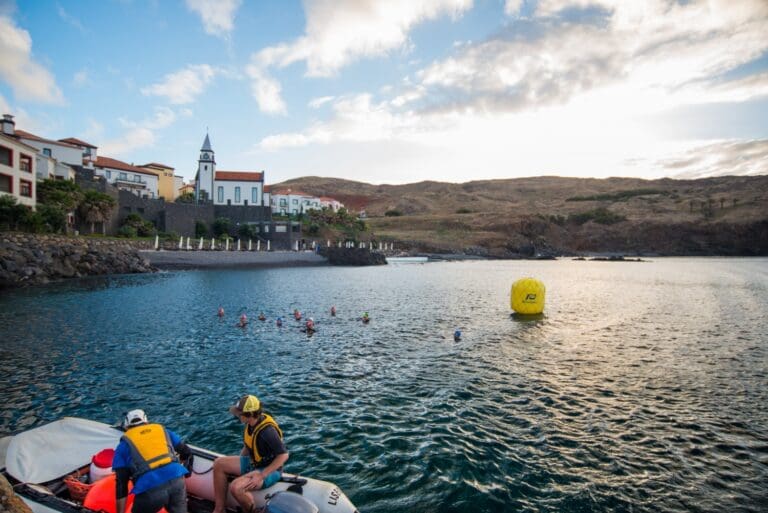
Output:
top-left (1, 259), bottom-right (767, 512)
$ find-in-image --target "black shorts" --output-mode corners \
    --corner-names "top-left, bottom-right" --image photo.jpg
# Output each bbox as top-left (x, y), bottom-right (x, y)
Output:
top-left (132, 477), bottom-right (187, 513)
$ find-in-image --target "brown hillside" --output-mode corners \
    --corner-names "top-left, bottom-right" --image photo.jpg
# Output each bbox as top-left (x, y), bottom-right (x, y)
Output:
top-left (274, 175), bottom-right (768, 256)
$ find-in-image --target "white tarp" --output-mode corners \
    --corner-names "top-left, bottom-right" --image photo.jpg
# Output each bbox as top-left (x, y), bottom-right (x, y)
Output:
top-left (5, 417), bottom-right (122, 484)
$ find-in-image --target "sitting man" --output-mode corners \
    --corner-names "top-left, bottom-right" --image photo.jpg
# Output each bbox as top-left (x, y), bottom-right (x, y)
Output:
top-left (211, 395), bottom-right (289, 513)
top-left (113, 409), bottom-right (191, 513)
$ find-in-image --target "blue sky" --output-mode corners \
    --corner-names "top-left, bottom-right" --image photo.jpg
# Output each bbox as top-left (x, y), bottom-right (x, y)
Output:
top-left (1, 0), bottom-right (767, 185)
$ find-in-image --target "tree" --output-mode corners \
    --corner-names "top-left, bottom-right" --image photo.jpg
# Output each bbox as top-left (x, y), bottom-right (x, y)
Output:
top-left (175, 192), bottom-right (195, 203)
top-left (212, 217), bottom-right (232, 237)
top-left (195, 220), bottom-right (208, 238)
top-left (0, 195), bottom-right (28, 231)
top-left (36, 179), bottom-right (83, 233)
top-left (79, 190), bottom-right (116, 234)
top-left (237, 223), bottom-right (255, 239)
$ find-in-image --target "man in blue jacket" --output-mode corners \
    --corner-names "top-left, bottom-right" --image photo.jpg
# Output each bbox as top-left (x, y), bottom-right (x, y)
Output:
top-left (113, 409), bottom-right (191, 513)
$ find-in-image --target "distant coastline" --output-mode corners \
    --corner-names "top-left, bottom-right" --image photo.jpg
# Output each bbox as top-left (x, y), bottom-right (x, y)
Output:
top-left (140, 250), bottom-right (328, 270)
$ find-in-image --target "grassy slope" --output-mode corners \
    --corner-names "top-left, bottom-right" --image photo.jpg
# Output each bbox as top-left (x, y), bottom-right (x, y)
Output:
top-left (275, 175), bottom-right (768, 253)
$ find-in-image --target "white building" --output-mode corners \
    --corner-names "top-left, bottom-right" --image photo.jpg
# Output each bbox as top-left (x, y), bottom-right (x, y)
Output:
top-left (194, 134), bottom-right (266, 206)
top-left (320, 196), bottom-right (344, 212)
top-left (14, 129), bottom-right (86, 167)
top-left (58, 137), bottom-right (98, 166)
top-left (270, 189), bottom-right (322, 215)
top-left (94, 156), bottom-right (159, 198)
top-left (0, 128), bottom-right (37, 208)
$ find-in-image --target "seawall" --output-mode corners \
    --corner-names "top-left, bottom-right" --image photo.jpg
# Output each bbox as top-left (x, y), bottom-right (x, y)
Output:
top-left (0, 233), bottom-right (155, 289)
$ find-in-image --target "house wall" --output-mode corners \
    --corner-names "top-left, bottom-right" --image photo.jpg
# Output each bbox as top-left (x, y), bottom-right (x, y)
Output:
top-left (214, 181), bottom-right (263, 206)
top-left (18, 139), bottom-right (82, 166)
top-left (0, 138), bottom-right (36, 208)
top-left (95, 166), bottom-right (159, 198)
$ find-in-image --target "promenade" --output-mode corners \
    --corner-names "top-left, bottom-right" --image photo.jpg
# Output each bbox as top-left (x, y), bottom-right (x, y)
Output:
top-left (140, 250), bottom-right (327, 269)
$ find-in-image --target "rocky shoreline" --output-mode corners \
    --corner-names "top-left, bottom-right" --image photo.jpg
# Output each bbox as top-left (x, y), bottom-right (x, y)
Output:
top-left (0, 233), bottom-right (155, 289)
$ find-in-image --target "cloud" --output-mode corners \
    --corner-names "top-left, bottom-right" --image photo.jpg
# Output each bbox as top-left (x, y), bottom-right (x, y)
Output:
top-left (141, 64), bottom-right (216, 104)
top-left (246, 0), bottom-right (472, 114)
top-left (73, 70), bottom-right (88, 87)
top-left (659, 139), bottom-right (768, 178)
top-left (244, 65), bottom-right (286, 114)
top-left (257, 0), bottom-right (473, 77)
top-left (100, 107), bottom-right (188, 156)
top-left (308, 96), bottom-right (335, 109)
top-left (185, 0), bottom-right (241, 37)
top-left (396, 0), bottom-right (768, 114)
top-left (0, 15), bottom-right (64, 104)
top-left (56, 3), bottom-right (85, 33)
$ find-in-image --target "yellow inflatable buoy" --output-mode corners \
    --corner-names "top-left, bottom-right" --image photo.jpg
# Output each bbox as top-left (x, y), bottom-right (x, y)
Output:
top-left (511, 277), bottom-right (545, 315)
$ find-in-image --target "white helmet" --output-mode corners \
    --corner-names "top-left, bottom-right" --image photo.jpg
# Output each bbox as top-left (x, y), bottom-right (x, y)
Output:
top-left (123, 409), bottom-right (148, 428)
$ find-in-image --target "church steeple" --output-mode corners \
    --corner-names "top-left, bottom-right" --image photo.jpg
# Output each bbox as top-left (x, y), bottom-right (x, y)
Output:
top-left (196, 133), bottom-right (216, 202)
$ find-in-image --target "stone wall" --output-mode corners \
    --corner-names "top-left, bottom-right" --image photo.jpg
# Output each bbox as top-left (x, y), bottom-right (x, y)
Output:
top-left (0, 233), bottom-right (155, 289)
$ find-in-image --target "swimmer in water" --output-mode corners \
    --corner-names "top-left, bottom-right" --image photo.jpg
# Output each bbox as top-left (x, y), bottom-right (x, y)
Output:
top-left (361, 312), bottom-right (370, 324)
top-left (237, 313), bottom-right (248, 327)
top-left (258, 312), bottom-right (266, 321)
top-left (453, 329), bottom-right (462, 342)
top-left (276, 317), bottom-right (283, 327)
top-left (294, 309), bottom-right (302, 321)
top-left (217, 306), bottom-right (225, 317)
top-left (305, 317), bottom-right (315, 332)
top-left (330, 306), bottom-right (336, 316)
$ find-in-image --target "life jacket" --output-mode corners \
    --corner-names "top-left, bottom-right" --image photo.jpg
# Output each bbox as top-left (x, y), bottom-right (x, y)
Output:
top-left (121, 423), bottom-right (177, 477)
top-left (243, 414), bottom-right (283, 465)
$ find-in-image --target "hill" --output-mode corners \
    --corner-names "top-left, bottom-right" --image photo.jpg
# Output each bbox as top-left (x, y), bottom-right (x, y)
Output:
top-left (274, 175), bottom-right (768, 256)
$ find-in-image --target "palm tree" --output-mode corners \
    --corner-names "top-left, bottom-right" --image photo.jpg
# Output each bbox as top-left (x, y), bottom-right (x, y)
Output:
top-left (79, 190), bottom-right (116, 234)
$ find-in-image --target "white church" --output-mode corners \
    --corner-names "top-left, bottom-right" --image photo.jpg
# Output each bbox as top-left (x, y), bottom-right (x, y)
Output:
top-left (194, 134), bottom-right (268, 207)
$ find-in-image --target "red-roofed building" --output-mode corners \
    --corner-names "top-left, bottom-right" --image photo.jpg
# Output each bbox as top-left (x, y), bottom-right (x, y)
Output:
top-left (269, 188), bottom-right (323, 215)
top-left (319, 196), bottom-right (344, 212)
top-left (94, 156), bottom-right (159, 198)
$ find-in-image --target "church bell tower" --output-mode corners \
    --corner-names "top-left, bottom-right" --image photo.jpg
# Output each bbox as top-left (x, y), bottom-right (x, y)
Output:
top-left (196, 134), bottom-right (216, 202)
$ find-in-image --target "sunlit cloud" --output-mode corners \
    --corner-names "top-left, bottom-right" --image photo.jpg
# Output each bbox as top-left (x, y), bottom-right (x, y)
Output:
top-left (185, 0), bottom-right (241, 37)
top-left (73, 70), bottom-right (88, 87)
top-left (308, 96), bottom-right (335, 109)
top-left (141, 64), bottom-right (216, 104)
top-left (244, 65), bottom-right (286, 115)
top-left (56, 3), bottom-right (85, 33)
top-left (658, 139), bottom-right (768, 178)
top-left (0, 15), bottom-right (64, 104)
top-left (100, 107), bottom-right (189, 156)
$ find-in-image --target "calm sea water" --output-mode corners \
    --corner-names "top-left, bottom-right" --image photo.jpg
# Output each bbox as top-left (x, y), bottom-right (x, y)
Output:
top-left (1, 259), bottom-right (767, 513)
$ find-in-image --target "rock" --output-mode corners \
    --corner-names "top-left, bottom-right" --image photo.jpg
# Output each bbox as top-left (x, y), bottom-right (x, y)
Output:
top-left (319, 247), bottom-right (387, 266)
top-left (0, 474), bottom-right (33, 513)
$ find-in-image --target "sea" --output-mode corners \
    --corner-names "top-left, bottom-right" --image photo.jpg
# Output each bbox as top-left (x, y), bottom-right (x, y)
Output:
top-left (1, 258), bottom-right (767, 513)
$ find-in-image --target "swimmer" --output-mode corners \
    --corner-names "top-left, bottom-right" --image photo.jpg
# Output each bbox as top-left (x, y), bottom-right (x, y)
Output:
top-left (305, 317), bottom-right (315, 332)
top-left (276, 317), bottom-right (283, 327)
top-left (217, 306), bottom-right (225, 317)
top-left (294, 309), bottom-right (302, 321)
top-left (258, 312), bottom-right (266, 321)
top-left (237, 313), bottom-right (248, 327)
top-left (330, 306), bottom-right (336, 317)
top-left (361, 312), bottom-right (370, 324)
top-left (453, 329), bottom-right (462, 341)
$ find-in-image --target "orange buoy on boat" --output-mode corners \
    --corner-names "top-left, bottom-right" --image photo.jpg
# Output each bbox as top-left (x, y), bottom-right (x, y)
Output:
top-left (83, 474), bottom-right (171, 513)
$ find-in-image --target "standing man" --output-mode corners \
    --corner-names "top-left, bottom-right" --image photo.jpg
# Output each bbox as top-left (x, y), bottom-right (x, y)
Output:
top-left (113, 409), bottom-right (191, 513)
top-left (211, 395), bottom-right (289, 513)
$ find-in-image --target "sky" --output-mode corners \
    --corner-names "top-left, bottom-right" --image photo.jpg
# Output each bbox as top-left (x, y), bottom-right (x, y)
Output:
top-left (1, 0), bottom-right (767, 185)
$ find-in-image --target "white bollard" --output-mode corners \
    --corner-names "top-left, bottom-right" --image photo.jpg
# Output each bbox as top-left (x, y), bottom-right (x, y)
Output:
top-left (237, 239), bottom-right (241, 251)
top-left (327, 240), bottom-right (330, 247)
top-left (267, 240), bottom-right (270, 251)
top-left (248, 239), bottom-right (252, 251)
top-left (294, 240), bottom-right (299, 251)
top-left (338, 241), bottom-right (342, 248)
top-left (199, 237), bottom-right (203, 250)
top-left (211, 238), bottom-right (215, 250)
top-left (186, 237), bottom-right (191, 250)
top-left (226, 239), bottom-right (230, 251)
top-left (257, 240), bottom-right (261, 251)
top-left (154, 235), bottom-right (159, 250)
top-left (178, 238), bottom-right (183, 250)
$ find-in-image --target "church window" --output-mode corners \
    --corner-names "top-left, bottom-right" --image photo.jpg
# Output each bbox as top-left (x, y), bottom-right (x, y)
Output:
top-left (204, 165), bottom-right (208, 171)
top-left (217, 186), bottom-right (224, 203)
top-left (235, 187), bottom-right (241, 203)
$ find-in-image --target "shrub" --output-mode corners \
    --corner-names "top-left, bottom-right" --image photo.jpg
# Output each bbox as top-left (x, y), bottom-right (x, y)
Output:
top-left (568, 207), bottom-right (626, 225)
top-left (175, 192), bottom-right (196, 203)
top-left (212, 217), bottom-right (232, 237)
top-left (237, 223), bottom-right (255, 239)
top-left (118, 225), bottom-right (137, 238)
top-left (195, 220), bottom-right (208, 238)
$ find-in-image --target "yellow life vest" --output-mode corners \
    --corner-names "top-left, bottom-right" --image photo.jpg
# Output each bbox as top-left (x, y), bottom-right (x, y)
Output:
top-left (122, 423), bottom-right (176, 477)
top-left (243, 414), bottom-right (283, 465)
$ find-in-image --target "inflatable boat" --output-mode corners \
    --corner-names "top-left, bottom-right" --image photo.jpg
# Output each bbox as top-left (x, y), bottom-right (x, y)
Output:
top-left (1, 417), bottom-right (358, 513)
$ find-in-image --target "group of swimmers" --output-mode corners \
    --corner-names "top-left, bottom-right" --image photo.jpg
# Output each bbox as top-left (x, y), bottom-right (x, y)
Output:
top-left (217, 305), bottom-right (371, 333)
